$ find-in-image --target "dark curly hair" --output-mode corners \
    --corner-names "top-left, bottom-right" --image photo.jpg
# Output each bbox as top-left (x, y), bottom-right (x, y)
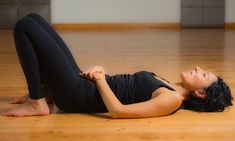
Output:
top-left (182, 77), bottom-right (233, 112)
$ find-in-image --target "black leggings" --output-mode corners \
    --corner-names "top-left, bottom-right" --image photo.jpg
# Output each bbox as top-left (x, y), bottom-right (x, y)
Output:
top-left (14, 13), bottom-right (105, 112)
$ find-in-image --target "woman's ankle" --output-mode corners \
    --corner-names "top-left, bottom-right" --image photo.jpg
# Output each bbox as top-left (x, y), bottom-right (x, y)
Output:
top-left (29, 98), bottom-right (48, 108)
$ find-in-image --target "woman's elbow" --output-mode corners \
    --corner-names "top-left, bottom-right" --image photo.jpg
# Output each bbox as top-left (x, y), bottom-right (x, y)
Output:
top-left (109, 106), bottom-right (124, 119)
top-left (110, 113), bottom-right (119, 119)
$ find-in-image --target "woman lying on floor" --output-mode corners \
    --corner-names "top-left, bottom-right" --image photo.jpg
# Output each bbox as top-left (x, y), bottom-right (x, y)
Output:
top-left (1, 13), bottom-right (233, 118)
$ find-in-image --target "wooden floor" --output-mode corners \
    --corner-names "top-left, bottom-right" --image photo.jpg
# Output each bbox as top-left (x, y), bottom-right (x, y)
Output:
top-left (0, 28), bottom-right (234, 141)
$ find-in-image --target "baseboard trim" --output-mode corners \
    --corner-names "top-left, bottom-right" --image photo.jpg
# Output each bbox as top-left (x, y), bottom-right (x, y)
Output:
top-left (52, 23), bottom-right (180, 30)
top-left (52, 23), bottom-right (235, 30)
top-left (225, 23), bottom-right (235, 29)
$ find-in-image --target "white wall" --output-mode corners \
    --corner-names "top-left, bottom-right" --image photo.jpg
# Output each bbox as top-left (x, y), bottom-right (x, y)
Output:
top-left (51, 0), bottom-right (235, 24)
top-left (225, 0), bottom-right (235, 23)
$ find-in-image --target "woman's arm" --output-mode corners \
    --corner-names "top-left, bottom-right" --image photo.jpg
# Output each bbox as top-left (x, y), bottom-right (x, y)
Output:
top-left (95, 78), bottom-right (123, 117)
top-left (95, 76), bottom-right (182, 119)
top-left (80, 66), bottom-right (122, 117)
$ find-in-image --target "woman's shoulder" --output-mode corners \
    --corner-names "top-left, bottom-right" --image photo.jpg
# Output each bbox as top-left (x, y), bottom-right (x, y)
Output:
top-left (152, 87), bottom-right (183, 102)
top-left (150, 88), bottom-right (183, 114)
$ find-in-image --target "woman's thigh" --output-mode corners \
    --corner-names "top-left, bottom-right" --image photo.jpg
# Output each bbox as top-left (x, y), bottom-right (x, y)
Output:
top-left (14, 17), bottom-right (99, 111)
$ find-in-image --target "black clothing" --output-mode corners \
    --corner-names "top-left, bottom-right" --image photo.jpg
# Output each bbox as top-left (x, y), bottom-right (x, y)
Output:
top-left (13, 13), bottom-right (175, 113)
top-left (83, 71), bottom-right (175, 113)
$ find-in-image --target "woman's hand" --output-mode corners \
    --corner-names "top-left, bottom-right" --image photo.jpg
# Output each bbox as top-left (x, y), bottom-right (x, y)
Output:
top-left (79, 65), bottom-right (105, 81)
top-left (92, 72), bottom-right (105, 81)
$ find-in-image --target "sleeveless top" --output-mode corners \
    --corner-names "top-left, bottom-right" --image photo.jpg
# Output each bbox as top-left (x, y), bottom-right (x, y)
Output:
top-left (106, 71), bottom-right (175, 104)
top-left (83, 71), bottom-right (176, 113)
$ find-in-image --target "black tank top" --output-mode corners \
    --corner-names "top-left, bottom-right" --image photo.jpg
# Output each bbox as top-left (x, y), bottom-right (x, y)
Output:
top-left (82, 71), bottom-right (176, 113)
top-left (106, 71), bottom-right (175, 105)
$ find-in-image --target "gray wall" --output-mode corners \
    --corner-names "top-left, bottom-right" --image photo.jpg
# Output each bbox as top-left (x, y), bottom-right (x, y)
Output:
top-left (0, 0), bottom-right (50, 28)
top-left (181, 0), bottom-right (225, 27)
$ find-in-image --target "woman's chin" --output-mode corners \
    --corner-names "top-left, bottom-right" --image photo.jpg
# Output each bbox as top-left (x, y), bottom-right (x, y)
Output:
top-left (180, 72), bottom-right (187, 78)
top-left (180, 71), bottom-right (191, 82)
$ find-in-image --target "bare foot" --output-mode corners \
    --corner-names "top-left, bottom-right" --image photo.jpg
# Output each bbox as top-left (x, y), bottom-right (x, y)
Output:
top-left (10, 94), bottom-right (29, 104)
top-left (1, 98), bottom-right (50, 117)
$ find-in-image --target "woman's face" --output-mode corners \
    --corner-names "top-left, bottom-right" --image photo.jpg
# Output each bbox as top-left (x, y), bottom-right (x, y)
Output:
top-left (181, 66), bottom-right (218, 91)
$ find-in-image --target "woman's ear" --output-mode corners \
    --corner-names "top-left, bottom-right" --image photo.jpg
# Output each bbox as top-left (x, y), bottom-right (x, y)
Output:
top-left (194, 90), bottom-right (207, 99)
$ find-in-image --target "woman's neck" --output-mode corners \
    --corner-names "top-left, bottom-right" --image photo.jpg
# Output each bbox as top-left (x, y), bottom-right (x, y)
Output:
top-left (172, 82), bottom-right (190, 100)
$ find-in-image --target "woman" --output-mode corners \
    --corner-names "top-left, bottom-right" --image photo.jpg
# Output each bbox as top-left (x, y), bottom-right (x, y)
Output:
top-left (1, 13), bottom-right (233, 118)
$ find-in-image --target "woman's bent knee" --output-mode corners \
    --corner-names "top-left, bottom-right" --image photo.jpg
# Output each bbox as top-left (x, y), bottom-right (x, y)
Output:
top-left (14, 17), bottom-right (36, 32)
top-left (26, 13), bottom-right (41, 19)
